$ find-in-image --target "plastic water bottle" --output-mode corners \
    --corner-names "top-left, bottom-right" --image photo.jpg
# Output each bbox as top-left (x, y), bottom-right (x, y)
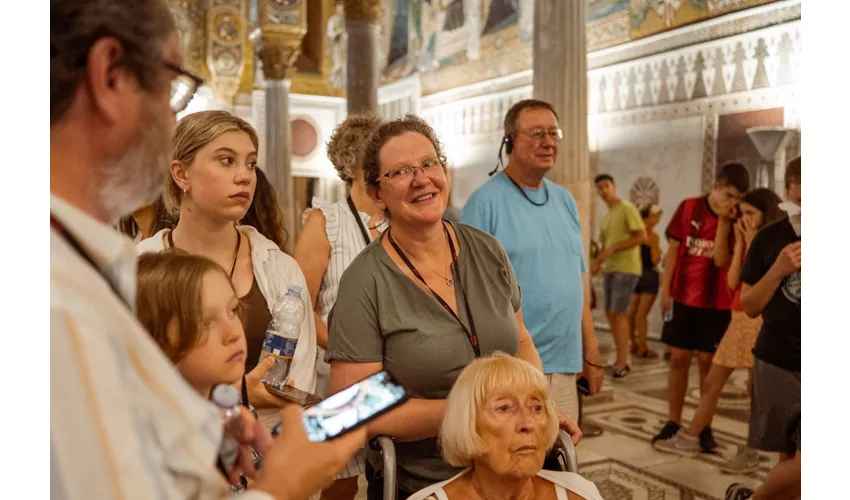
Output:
top-left (212, 384), bottom-right (244, 475)
top-left (260, 285), bottom-right (305, 387)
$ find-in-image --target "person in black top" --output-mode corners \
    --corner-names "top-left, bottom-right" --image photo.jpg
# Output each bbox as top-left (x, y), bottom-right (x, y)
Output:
top-left (627, 203), bottom-right (663, 359)
top-left (725, 157), bottom-right (801, 500)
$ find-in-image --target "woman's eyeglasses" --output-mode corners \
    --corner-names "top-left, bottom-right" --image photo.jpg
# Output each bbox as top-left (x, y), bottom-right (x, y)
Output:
top-left (163, 62), bottom-right (203, 113)
top-left (378, 156), bottom-right (447, 184)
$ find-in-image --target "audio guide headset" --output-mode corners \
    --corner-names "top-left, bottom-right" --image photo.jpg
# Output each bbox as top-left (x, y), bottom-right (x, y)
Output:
top-left (488, 134), bottom-right (513, 176)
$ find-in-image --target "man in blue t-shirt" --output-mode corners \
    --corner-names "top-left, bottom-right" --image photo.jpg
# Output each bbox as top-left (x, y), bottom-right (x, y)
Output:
top-left (462, 99), bottom-right (604, 421)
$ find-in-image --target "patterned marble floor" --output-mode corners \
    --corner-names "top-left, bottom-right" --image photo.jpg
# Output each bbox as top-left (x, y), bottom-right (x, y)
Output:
top-left (575, 331), bottom-right (770, 499)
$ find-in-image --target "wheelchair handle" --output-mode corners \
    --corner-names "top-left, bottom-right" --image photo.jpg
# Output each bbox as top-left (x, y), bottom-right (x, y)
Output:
top-left (374, 436), bottom-right (397, 500)
top-left (556, 430), bottom-right (580, 473)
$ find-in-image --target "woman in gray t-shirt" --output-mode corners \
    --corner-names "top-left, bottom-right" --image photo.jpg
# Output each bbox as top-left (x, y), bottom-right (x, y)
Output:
top-left (326, 116), bottom-right (544, 497)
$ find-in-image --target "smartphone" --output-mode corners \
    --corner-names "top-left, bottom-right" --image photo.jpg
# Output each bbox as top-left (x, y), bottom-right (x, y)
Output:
top-left (273, 370), bottom-right (408, 442)
top-left (576, 376), bottom-right (590, 397)
top-left (262, 381), bottom-right (323, 406)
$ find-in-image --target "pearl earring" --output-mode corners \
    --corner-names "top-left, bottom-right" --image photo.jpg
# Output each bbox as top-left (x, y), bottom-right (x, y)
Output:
top-left (183, 185), bottom-right (189, 193)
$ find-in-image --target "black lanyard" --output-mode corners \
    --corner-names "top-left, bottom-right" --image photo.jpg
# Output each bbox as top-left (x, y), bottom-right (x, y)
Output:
top-left (346, 195), bottom-right (371, 246)
top-left (387, 222), bottom-right (480, 357)
top-left (50, 214), bottom-right (129, 309)
top-left (167, 228), bottom-right (241, 279)
top-left (504, 172), bottom-right (549, 206)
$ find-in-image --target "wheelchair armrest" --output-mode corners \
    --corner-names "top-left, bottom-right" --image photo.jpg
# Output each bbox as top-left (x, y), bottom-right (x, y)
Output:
top-left (556, 430), bottom-right (580, 473)
top-left (369, 436), bottom-right (397, 500)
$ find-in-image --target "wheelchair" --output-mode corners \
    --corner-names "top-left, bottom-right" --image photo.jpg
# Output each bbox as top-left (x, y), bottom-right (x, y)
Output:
top-left (368, 430), bottom-right (579, 500)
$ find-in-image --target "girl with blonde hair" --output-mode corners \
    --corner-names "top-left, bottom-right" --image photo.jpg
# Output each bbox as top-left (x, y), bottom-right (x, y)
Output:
top-left (137, 110), bottom-right (317, 421)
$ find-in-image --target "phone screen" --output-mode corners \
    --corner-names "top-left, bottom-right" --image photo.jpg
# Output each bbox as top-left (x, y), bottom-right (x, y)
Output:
top-left (302, 371), bottom-right (407, 442)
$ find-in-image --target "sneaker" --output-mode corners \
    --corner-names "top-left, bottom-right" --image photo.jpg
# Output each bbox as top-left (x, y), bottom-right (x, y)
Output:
top-left (720, 446), bottom-right (760, 475)
top-left (724, 483), bottom-right (754, 500)
top-left (653, 433), bottom-right (700, 457)
top-left (699, 426), bottom-right (718, 453)
top-left (651, 420), bottom-right (680, 444)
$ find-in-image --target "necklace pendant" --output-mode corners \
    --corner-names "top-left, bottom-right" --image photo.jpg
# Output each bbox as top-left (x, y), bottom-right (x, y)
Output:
top-left (447, 278), bottom-right (454, 287)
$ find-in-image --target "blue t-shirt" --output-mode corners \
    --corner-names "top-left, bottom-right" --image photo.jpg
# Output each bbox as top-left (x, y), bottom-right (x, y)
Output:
top-left (461, 173), bottom-right (587, 374)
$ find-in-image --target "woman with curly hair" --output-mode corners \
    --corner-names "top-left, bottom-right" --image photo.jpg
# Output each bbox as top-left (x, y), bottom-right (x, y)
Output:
top-left (324, 116), bottom-right (582, 499)
top-left (293, 113), bottom-right (386, 499)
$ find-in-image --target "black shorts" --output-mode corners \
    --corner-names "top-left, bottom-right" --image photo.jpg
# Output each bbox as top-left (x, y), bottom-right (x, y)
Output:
top-left (634, 270), bottom-right (659, 295)
top-left (661, 302), bottom-right (732, 353)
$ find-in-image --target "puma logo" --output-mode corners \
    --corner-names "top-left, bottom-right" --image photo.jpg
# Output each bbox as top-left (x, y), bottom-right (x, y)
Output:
top-left (691, 220), bottom-right (702, 230)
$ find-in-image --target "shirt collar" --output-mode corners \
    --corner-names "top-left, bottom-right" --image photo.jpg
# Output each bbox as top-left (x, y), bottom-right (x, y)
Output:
top-left (50, 194), bottom-right (139, 307)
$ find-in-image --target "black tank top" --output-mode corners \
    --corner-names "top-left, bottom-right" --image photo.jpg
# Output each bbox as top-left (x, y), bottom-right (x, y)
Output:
top-left (241, 276), bottom-right (272, 373)
top-left (640, 244), bottom-right (656, 273)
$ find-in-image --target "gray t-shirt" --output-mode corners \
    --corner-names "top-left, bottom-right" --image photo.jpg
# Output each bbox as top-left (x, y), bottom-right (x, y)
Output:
top-left (327, 222), bottom-right (522, 493)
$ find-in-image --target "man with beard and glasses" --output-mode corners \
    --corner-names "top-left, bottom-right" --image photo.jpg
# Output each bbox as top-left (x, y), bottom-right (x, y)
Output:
top-left (50, 1), bottom-right (364, 499)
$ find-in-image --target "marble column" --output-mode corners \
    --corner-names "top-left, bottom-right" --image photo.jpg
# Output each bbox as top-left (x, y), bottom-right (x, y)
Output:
top-left (257, 11), bottom-right (306, 253)
top-left (518, 0), bottom-right (535, 42)
top-left (466, 0), bottom-right (482, 60)
top-left (344, 0), bottom-right (383, 115)
top-left (532, 0), bottom-right (591, 254)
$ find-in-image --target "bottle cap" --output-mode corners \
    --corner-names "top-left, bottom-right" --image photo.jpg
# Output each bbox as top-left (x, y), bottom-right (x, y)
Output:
top-left (212, 384), bottom-right (240, 408)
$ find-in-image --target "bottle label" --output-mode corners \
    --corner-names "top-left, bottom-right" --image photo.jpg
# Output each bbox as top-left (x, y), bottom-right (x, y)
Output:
top-left (262, 332), bottom-right (297, 359)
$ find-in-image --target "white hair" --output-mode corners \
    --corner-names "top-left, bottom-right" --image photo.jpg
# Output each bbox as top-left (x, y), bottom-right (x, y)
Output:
top-left (439, 352), bottom-right (559, 468)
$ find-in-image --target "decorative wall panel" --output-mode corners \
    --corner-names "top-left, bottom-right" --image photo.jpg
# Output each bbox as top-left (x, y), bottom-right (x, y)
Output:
top-left (588, 20), bottom-right (800, 114)
top-left (207, 0), bottom-right (248, 104)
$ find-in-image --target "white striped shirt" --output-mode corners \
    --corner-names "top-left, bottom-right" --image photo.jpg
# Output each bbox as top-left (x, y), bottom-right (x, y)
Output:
top-left (50, 195), bottom-right (271, 500)
top-left (305, 197), bottom-right (386, 324)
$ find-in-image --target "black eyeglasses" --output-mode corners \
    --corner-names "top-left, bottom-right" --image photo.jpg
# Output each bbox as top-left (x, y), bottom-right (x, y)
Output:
top-left (163, 62), bottom-right (203, 113)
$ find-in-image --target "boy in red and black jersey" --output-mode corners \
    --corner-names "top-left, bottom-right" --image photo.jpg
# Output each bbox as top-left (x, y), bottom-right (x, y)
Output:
top-left (652, 163), bottom-right (750, 452)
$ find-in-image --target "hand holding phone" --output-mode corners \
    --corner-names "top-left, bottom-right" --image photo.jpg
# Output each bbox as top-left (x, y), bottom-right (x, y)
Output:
top-left (254, 405), bottom-right (366, 500)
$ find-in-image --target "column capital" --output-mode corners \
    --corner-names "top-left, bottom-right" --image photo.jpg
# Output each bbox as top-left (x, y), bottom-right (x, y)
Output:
top-left (258, 27), bottom-right (306, 80)
top-left (343, 0), bottom-right (383, 23)
top-left (257, 0), bottom-right (307, 80)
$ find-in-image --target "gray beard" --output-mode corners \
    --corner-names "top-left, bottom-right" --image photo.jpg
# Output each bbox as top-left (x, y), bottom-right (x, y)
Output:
top-left (98, 106), bottom-right (172, 224)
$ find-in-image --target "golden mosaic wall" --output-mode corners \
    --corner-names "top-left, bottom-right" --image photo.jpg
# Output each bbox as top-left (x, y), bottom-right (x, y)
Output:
top-left (395, 0), bottom-right (780, 95)
top-left (170, 0), bottom-right (342, 103)
top-left (623, 0), bottom-right (777, 46)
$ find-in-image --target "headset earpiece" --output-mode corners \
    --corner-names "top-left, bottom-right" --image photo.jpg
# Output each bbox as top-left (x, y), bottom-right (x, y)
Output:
top-left (504, 135), bottom-right (513, 155)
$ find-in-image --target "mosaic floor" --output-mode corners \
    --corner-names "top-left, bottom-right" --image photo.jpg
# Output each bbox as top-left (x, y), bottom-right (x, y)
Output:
top-left (575, 332), bottom-right (770, 499)
top-left (352, 331), bottom-right (770, 499)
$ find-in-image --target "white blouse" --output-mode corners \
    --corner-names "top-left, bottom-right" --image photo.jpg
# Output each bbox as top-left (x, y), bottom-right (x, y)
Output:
top-left (305, 197), bottom-right (386, 324)
top-left (304, 197), bottom-right (387, 398)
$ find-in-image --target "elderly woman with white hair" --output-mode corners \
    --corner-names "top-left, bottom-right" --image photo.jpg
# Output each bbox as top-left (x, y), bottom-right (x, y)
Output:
top-left (410, 353), bottom-right (603, 500)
